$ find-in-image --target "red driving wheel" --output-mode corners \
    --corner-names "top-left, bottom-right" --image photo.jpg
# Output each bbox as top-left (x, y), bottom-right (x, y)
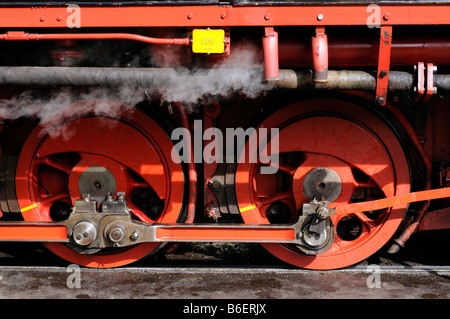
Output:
top-left (235, 98), bottom-right (410, 269)
top-left (15, 100), bottom-right (186, 267)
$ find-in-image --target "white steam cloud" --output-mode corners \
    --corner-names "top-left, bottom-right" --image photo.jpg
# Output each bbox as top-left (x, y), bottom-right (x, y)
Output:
top-left (0, 45), bottom-right (272, 137)
top-left (0, 87), bottom-right (146, 140)
top-left (157, 45), bottom-right (272, 107)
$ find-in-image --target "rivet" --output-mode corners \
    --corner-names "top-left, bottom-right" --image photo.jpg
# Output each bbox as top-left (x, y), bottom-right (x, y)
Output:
top-left (317, 14), bottom-right (324, 21)
top-left (264, 13), bottom-right (271, 21)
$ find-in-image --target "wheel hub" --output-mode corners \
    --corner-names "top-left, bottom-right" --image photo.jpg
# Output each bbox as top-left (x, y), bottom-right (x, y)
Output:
top-left (303, 167), bottom-right (342, 203)
top-left (78, 166), bottom-right (117, 204)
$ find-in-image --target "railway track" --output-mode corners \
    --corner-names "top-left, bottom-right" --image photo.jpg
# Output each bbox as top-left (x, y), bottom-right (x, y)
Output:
top-left (0, 231), bottom-right (448, 301)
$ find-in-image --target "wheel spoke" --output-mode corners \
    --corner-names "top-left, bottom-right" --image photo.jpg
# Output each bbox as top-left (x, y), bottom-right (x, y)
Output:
top-left (37, 157), bottom-right (73, 174)
top-left (262, 161), bottom-right (297, 176)
top-left (39, 192), bottom-right (70, 206)
top-left (128, 201), bottom-right (154, 223)
top-left (353, 211), bottom-right (377, 232)
top-left (256, 191), bottom-right (294, 207)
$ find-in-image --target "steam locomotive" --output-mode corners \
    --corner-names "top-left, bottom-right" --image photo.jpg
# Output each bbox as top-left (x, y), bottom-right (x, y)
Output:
top-left (0, 0), bottom-right (448, 269)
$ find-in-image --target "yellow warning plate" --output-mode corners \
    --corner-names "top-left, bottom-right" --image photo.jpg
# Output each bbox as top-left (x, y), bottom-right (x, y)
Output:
top-left (192, 29), bottom-right (225, 54)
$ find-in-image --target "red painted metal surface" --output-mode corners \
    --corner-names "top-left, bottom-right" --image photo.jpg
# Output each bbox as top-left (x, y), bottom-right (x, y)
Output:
top-left (311, 26), bottom-right (328, 82)
top-left (424, 62), bottom-right (435, 101)
top-left (0, 225), bottom-right (67, 241)
top-left (156, 227), bottom-right (296, 242)
top-left (375, 26), bottom-right (392, 106)
top-left (418, 208), bottom-right (450, 232)
top-left (262, 27), bottom-right (279, 80)
top-left (14, 101), bottom-right (186, 268)
top-left (0, 31), bottom-right (190, 45)
top-left (278, 35), bottom-right (450, 67)
top-left (3, 30), bottom-right (450, 69)
top-left (0, 0), bottom-right (448, 269)
top-left (235, 98), bottom-right (411, 269)
top-left (0, 5), bottom-right (450, 28)
top-left (336, 188), bottom-right (450, 216)
top-left (415, 62), bottom-right (426, 102)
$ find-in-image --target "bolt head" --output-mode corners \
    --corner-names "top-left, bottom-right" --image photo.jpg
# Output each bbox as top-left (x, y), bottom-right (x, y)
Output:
top-left (317, 14), bottom-right (324, 21)
top-left (316, 207), bottom-right (329, 219)
top-left (107, 224), bottom-right (126, 244)
top-left (131, 230), bottom-right (140, 240)
top-left (72, 221), bottom-right (97, 246)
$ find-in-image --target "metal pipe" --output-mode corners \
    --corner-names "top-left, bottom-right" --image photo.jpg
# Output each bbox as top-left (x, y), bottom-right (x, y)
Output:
top-left (262, 27), bottom-right (279, 81)
top-left (0, 31), bottom-right (191, 46)
top-left (0, 66), bottom-right (448, 93)
top-left (277, 69), bottom-right (415, 91)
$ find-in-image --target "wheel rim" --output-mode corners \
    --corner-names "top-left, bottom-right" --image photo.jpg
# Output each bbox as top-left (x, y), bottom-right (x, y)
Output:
top-left (235, 98), bottom-right (410, 269)
top-left (15, 100), bottom-right (185, 267)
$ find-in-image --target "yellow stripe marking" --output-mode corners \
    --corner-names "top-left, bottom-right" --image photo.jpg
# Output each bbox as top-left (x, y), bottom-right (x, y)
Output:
top-left (240, 204), bottom-right (256, 212)
top-left (20, 203), bottom-right (38, 213)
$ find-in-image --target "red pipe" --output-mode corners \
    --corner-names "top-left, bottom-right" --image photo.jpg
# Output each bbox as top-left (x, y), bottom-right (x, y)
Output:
top-left (262, 27), bottom-right (279, 81)
top-left (0, 31), bottom-right (191, 45)
top-left (311, 27), bottom-right (328, 82)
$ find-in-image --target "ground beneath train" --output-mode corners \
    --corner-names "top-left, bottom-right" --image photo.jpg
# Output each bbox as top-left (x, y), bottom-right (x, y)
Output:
top-left (0, 230), bottom-right (448, 301)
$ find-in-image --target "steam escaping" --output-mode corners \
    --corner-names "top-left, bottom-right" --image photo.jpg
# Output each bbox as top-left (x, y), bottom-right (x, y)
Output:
top-left (0, 44), bottom-right (273, 136)
top-left (0, 87), bottom-right (146, 140)
top-left (158, 45), bottom-right (273, 108)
